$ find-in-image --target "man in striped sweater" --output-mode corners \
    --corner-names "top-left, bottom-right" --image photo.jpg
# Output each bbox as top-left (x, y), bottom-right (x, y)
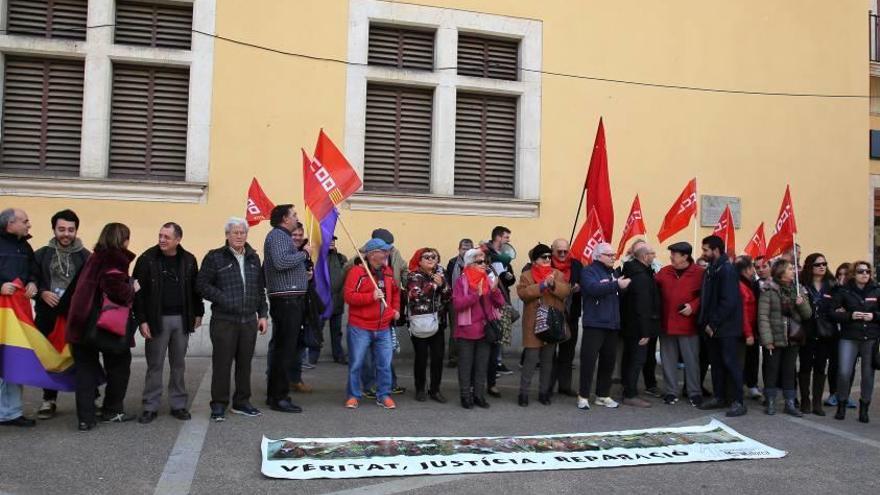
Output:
top-left (263, 204), bottom-right (312, 413)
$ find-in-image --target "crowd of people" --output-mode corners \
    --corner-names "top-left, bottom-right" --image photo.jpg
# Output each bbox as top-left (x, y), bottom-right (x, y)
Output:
top-left (1, 204), bottom-right (878, 432)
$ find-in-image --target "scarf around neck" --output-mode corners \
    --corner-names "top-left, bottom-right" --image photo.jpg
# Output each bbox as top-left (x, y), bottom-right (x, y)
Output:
top-left (463, 265), bottom-right (489, 292)
top-left (48, 237), bottom-right (84, 290)
top-left (551, 257), bottom-right (571, 280)
top-left (531, 263), bottom-right (554, 284)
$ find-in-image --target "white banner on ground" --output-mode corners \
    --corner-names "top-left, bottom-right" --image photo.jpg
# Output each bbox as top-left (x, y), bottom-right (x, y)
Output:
top-left (260, 419), bottom-right (785, 480)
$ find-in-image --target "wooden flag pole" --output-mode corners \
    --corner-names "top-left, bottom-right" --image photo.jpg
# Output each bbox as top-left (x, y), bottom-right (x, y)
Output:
top-left (335, 211), bottom-right (387, 307)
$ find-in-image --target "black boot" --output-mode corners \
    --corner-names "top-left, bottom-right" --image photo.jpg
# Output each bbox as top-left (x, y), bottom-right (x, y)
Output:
top-left (518, 393), bottom-right (529, 407)
top-left (859, 399), bottom-right (870, 424)
top-left (798, 371), bottom-right (812, 414)
top-left (460, 394), bottom-right (474, 409)
top-left (538, 393), bottom-right (551, 406)
top-left (811, 374), bottom-right (826, 416)
top-left (834, 398), bottom-right (847, 420)
top-left (784, 399), bottom-right (803, 417)
top-left (765, 389), bottom-right (777, 416)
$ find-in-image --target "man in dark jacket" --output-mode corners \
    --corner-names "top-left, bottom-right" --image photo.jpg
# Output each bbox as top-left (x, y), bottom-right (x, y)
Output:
top-left (577, 242), bottom-right (631, 411)
top-left (33, 209), bottom-right (90, 420)
top-left (133, 222), bottom-right (204, 423)
top-left (445, 238), bottom-right (473, 368)
top-left (697, 235), bottom-right (747, 417)
top-left (0, 208), bottom-right (37, 427)
top-left (620, 244), bottom-right (661, 408)
top-left (198, 217), bottom-right (268, 422)
top-left (549, 238), bottom-right (583, 396)
top-left (327, 237), bottom-right (348, 364)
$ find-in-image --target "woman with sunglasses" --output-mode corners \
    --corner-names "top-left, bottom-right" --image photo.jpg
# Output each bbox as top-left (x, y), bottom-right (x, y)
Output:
top-left (830, 260), bottom-right (880, 423)
top-left (516, 244), bottom-right (571, 406)
top-left (452, 248), bottom-right (505, 409)
top-left (797, 253), bottom-right (836, 415)
top-left (825, 262), bottom-right (856, 408)
top-left (405, 248), bottom-right (451, 403)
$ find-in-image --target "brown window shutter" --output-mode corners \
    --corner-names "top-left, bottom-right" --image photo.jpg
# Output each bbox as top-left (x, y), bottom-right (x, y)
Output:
top-left (364, 84), bottom-right (433, 193)
top-left (454, 93), bottom-right (517, 197)
top-left (115, 1), bottom-right (193, 50)
top-left (109, 64), bottom-right (190, 181)
top-left (1, 57), bottom-right (84, 175)
top-left (457, 34), bottom-right (519, 81)
top-left (6, 0), bottom-right (88, 41)
top-left (368, 24), bottom-right (434, 70)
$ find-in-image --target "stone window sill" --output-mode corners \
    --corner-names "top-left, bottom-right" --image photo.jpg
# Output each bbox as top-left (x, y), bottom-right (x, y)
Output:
top-left (346, 192), bottom-right (539, 218)
top-left (0, 174), bottom-right (207, 203)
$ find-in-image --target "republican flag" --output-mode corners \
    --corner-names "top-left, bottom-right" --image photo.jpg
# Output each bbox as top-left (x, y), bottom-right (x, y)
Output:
top-left (743, 222), bottom-right (767, 260)
top-left (766, 185), bottom-right (797, 259)
top-left (585, 118), bottom-right (614, 242)
top-left (571, 207), bottom-right (607, 264)
top-left (616, 194), bottom-right (647, 258)
top-left (303, 131), bottom-right (363, 319)
top-left (0, 280), bottom-right (75, 391)
top-left (245, 178), bottom-right (275, 227)
top-left (657, 178), bottom-right (698, 243)
top-left (712, 205), bottom-right (736, 257)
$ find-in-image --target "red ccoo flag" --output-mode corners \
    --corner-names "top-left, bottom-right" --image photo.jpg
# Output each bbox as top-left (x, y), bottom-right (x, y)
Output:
top-left (765, 185), bottom-right (797, 259)
top-left (657, 178), bottom-right (698, 243)
top-left (585, 118), bottom-right (614, 242)
top-left (306, 129), bottom-right (363, 220)
top-left (571, 207), bottom-right (607, 264)
top-left (245, 177), bottom-right (275, 226)
top-left (743, 222), bottom-right (767, 260)
top-left (712, 205), bottom-right (736, 258)
top-left (616, 194), bottom-right (647, 258)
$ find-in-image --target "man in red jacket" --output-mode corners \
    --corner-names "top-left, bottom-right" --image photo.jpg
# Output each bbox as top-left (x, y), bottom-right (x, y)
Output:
top-left (655, 242), bottom-right (704, 407)
top-left (343, 238), bottom-right (401, 410)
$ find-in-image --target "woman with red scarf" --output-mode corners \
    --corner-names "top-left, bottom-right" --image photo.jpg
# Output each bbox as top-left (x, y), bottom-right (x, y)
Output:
top-left (405, 248), bottom-right (451, 403)
top-left (452, 248), bottom-right (505, 409)
top-left (517, 243), bottom-right (571, 406)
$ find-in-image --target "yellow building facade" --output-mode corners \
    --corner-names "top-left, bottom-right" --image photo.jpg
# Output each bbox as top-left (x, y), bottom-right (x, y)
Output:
top-left (1, 0), bottom-right (873, 272)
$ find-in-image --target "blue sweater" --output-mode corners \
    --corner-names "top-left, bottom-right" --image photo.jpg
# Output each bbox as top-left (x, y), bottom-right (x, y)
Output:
top-left (580, 262), bottom-right (621, 330)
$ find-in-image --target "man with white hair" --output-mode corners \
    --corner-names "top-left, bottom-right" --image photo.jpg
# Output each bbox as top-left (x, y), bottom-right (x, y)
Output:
top-left (577, 242), bottom-right (630, 411)
top-left (197, 217), bottom-right (269, 422)
top-left (0, 208), bottom-right (38, 427)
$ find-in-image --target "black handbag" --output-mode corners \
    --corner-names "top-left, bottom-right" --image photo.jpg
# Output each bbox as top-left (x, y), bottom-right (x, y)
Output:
top-left (535, 303), bottom-right (568, 343)
top-left (483, 319), bottom-right (502, 345)
top-left (815, 316), bottom-right (837, 339)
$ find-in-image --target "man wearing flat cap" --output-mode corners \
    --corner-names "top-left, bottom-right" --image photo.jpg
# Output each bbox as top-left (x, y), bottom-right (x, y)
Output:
top-left (655, 242), bottom-right (705, 407)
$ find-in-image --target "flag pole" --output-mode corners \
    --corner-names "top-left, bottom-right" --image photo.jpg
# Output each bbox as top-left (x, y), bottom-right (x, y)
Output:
top-left (692, 213), bottom-right (698, 250)
top-left (569, 188), bottom-right (586, 245)
top-left (335, 210), bottom-right (387, 307)
top-left (793, 232), bottom-right (800, 293)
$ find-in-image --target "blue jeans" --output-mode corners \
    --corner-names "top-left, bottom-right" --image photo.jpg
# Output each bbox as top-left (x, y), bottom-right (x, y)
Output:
top-left (347, 326), bottom-right (393, 400)
top-left (361, 355), bottom-right (398, 391)
top-left (0, 378), bottom-right (23, 421)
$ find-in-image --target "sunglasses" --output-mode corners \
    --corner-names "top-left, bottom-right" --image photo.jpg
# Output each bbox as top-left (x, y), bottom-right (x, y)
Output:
top-left (856, 269), bottom-right (872, 275)
top-left (538, 254), bottom-right (552, 260)
top-left (554, 250), bottom-right (569, 255)
top-left (813, 262), bottom-right (828, 268)
top-left (421, 254), bottom-right (438, 261)
top-left (474, 259), bottom-right (487, 265)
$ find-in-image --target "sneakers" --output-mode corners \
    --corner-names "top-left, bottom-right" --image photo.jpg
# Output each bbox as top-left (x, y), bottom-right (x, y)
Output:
top-left (377, 397), bottom-right (397, 409)
top-left (391, 385), bottom-right (407, 395)
top-left (688, 395), bottom-right (703, 408)
top-left (231, 404), bottom-right (262, 417)
top-left (363, 388), bottom-right (377, 399)
top-left (726, 401), bottom-right (748, 417)
top-left (37, 401), bottom-right (56, 420)
top-left (594, 396), bottom-right (619, 409)
top-left (210, 403), bottom-right (226, 422)
top-left (487, 386), bottom-right (502, 398)
top-left (291, 382), bottom-right (313, 393)
top-left (747, 387), bottom-right (764, 400)
top-left (301, 362), bottom-right (316, 370)
top-left (577, 396), bottom-right (591, 410)
top-left (663, 394), bottom-right (679, 405)
top-left (623, 397), bottom-right (652, 408)
top-left (824, 395), bottom-right (839, 407)
top-left (496, 363), bottom-right (514, 375)
top-left (100, 412), bottom-right (135, 423)
top-left (345, 397), bottom-right (359, 409)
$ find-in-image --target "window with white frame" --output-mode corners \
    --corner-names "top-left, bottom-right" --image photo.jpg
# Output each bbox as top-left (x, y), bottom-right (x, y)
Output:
top-left (0, 0), bottom-right (215, 203)
top-left (345, 0), bottom-right (542, 217)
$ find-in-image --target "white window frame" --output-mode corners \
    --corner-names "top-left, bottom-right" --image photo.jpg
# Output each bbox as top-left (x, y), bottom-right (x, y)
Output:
top-left (0, 0), bottom-right (215, 203)
top-left (344, 0), bottom-right (542, 217)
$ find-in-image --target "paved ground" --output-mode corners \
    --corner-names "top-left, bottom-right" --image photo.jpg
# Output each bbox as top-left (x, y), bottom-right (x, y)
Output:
top-left (1, 356), bottom-right (879, 495)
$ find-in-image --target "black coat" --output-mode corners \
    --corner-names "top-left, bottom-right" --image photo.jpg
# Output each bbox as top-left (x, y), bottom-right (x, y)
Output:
top-left (133, 245), bottom-right (204, 335)
top-left (620, 259), bottom-right (662, 339)
top-left (698, 255), bottom-right (743, 338)
top-left (197, 243), bottom-right (267, 324)
top-left (0, 232), bottom-right (36, 285)
top-left (831, 280), bottom-right (880, 341)
top-left (32, 244), bottom-right (90, 336)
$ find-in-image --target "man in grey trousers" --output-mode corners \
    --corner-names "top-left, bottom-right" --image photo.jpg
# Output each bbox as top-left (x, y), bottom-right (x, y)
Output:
top-left (133, 222), bottom-right (204, 424)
